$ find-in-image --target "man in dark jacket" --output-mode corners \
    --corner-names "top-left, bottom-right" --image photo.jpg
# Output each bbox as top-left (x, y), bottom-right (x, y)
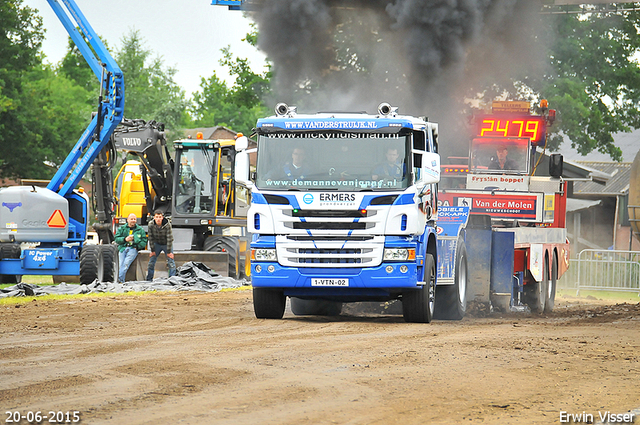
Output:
top-left (146, 210), bottom-right (176, 280)
top-left (115, 213), bottom-right (148, 283)
top-left (489, 145), bottom-right (518, 171)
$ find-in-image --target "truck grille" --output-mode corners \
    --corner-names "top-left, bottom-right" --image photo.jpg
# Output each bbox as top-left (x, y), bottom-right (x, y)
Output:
top-left (294, 247), bottom-right (373, 264)
top-left (291, 222), bottom-right (370, 230)
top-left (276, 235), bottom-right (384, 268)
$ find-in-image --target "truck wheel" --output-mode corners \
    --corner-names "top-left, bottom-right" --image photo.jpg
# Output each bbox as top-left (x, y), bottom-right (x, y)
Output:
top-left (434, 241), bottom-right (468, 320)
top-left (204, 236), bottom-right (240, 279)
top-left (101, 244), bottom-right (119, 283)
top-left (290, 298), bottom-right (343, 316)
top-left (253, 287), bottom-right (286, 319)
top-left (544, 254), bottom-right (557, 313)
top-left (402, 253), bottom-right (436, 323)
top-left (525, 258), bottom-right (548, 313)
top-left (80, 245), bottom-right (101, 284)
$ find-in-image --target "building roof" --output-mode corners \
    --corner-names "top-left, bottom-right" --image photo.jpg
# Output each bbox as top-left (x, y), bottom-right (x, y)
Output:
top-left (573, 161), bottom-right (631, 197)
top-left (182, 126), bottom-right (238, 140)
top-left (557, 128), bottom-right (640, 163)
top-left (533, 148), bottom-right (610, 183)
top-left (566, 198), bottom-right (602, 213)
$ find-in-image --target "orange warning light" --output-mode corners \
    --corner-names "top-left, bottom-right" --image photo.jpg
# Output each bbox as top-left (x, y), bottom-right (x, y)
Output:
top-left (47, 210), bottom-right (67, 228)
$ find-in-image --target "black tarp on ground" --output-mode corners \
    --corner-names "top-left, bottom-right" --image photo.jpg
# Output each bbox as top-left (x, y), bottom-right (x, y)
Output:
top-left (0, 261), bottom-right (248, 299)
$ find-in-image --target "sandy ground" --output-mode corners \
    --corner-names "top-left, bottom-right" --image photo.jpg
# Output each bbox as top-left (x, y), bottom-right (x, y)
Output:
top-left (0, 289), bottom-right (639, 425)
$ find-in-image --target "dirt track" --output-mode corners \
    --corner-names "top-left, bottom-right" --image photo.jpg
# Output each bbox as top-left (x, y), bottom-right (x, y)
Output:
top-left (1, 289), bottom-right (639, 425)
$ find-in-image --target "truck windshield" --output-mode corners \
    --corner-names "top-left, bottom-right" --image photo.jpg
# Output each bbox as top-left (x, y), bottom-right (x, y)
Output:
top-left (256, 133), bottom-right (409, 191)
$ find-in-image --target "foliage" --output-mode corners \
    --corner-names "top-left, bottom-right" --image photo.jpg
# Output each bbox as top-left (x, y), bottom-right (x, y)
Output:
top-left (490, 10), bottom-right (640, 161)
top-left (549, 11), bottom-right (640, 160)
top-left (19, 3), bottom-right (640, 169)
top-left (11, 66), bottom-right (93, 179)
top-left (115, 30), bottom-right (189, 132)
top-left (58, 37), bottom-right (98, 92)
top-left (190, 27), bottom-right (271, 135)
top-left (0, 0), bottom-right (46, 178)
top-left (0, 1), bottom-right (96, 179)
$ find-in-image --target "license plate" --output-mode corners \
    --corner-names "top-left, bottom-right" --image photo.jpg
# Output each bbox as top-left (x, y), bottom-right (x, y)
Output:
top-left (311, 278), bottom-right (349, 287)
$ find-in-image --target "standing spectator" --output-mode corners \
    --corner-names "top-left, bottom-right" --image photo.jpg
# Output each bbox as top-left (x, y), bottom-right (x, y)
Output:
top-left (115, 213), bottom-right (148, 283)
top-left (146, 210), bottom-right (176, 280)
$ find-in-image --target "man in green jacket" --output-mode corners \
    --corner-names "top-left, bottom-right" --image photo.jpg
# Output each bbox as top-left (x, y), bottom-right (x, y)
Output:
top-left (115, 213), bottom-right (148, 283)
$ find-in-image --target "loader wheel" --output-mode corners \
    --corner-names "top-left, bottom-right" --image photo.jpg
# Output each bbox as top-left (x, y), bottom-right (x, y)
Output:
top-left (290, 298), bottom-right (343, 316)
top-left (434, 240), bottom-right (468, 320)
top-left (80, 245), bottom-right (101, 284)
top-left (204, 236), bottom-right (240, 279)
top-left (544, 254), bottom-right (558, 313)
top-left (0, 274), bottom-right (22, 284)
top-left (253, 287), bottom-right (286, 319)
top-left (402, 253), bottom-right (436, 323)
top-left (525, 257), bottom-right (548, 313)
top-left (0, 243), bottom-right (22, 284)
top-left (101, 244), bottom-right (119, 283)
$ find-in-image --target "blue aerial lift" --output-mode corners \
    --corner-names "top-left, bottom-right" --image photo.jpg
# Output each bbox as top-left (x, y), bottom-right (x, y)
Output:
top-left (0, 0), bottom-right (124, 284)
top-left (210, 0), bottom-right (244, 10)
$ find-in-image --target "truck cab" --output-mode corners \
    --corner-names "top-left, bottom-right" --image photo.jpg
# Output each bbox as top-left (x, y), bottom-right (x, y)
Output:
top-left (241, 103), bottom-right (442, 322)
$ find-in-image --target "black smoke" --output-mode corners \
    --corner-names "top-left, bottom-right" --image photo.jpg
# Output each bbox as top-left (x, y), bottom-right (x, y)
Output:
top-left (248, 0), bottom-right (545, 157)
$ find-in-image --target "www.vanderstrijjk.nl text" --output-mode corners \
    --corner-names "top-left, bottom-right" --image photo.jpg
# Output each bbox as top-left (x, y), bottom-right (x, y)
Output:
top-left (560, 411), bottom-right (635, 423)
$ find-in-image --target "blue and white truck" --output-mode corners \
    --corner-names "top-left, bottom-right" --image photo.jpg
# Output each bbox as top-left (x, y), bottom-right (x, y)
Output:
top-left (235, 103), bottom-right (469, 323)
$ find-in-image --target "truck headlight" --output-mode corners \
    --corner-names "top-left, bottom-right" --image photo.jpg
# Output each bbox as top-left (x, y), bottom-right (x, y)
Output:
top-left (251, 248), bottom-right (277, 262)
top-left (383, 248), bottom-right (415, 262)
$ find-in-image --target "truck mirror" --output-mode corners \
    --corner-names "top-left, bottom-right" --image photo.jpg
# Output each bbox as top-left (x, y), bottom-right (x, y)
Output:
top-left (549, 153), bottom-right (563, 178)
top-left (419, 152), bottom-right (441, 185)
top-left (235, 135), bottom-right (249, 151)
top-left (234, 151), bottom-right (251, 186)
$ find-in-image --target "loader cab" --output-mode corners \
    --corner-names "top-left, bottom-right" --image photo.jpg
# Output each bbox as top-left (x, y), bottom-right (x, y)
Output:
top-left (172, 140), bottom-right (236, 221)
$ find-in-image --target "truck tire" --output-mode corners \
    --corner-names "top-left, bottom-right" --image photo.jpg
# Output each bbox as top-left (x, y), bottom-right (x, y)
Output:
top-left (434, 240), bottom-right (468, 320)
top-left (525, 257), bottom-right (548, 313)
top-left (402, 253), bottom-right (436, 323)
top-left (204, 236), bottom-right (240, 279)
top-left (253, 287), bottom-right (286, 319)
top-left (290, 298), bottom-right (343, 316)
top-left (80, 245), bottom-right (101, 284)
top-left (544, 254), bottom-right (557, 313)
top-left (101, 244), bottom-right (119, 283)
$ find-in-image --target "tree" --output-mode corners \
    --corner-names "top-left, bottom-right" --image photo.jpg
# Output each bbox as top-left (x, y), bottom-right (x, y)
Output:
top-left (9, 66), bottom-right (94, 179)
top-left (190, 28), bottom-right (271, 135)
top-left (0, 0), bottom-right (46, 178)
top-left (471, 10), bottom-right (640, 162)
top-left (58, 37), bottom-right (98, 92)
top-left (526, 10), bottom-right (640, 161)
top-left (115, 30), bottom-right (189, 132)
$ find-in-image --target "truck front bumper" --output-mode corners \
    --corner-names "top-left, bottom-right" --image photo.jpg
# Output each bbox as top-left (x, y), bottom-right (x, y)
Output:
top-left (251, 262), bottom-right (421, 301)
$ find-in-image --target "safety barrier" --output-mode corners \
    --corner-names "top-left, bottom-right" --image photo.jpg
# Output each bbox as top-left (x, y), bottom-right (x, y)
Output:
top-left (558, 249), bottom-right (640, 295)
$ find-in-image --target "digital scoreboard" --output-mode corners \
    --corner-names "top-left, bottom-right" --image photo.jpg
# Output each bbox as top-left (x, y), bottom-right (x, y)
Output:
top-left (476, 115), bottom-right (547, 145)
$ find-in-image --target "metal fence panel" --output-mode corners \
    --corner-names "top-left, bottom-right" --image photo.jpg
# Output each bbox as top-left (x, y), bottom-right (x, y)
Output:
top-left (558, 249), bottom-right (640, 295)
